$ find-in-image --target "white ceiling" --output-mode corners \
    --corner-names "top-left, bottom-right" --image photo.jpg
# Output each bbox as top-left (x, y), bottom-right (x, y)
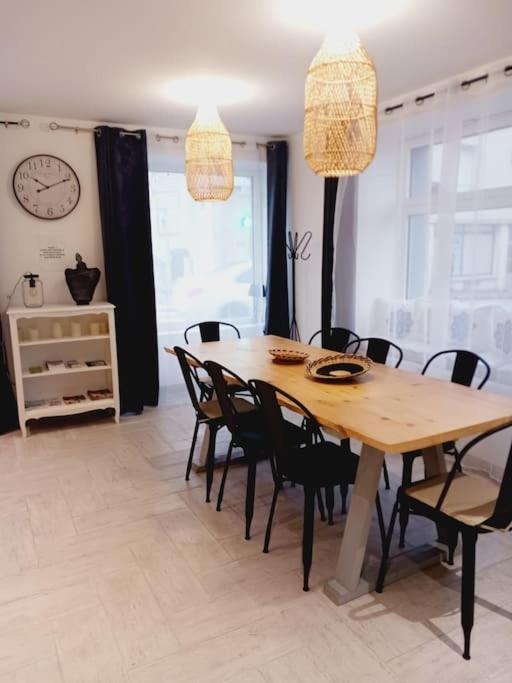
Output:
top-left (1, 0), bottom-right (512, 135)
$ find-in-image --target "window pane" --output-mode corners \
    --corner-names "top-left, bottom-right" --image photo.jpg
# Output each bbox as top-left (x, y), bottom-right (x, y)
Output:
top-left (409, 126), bottom-right (512, 197)
top-left (406, 214), bottom-right (432, 298)
top-left (149, 171), bottom-right (264, 334)
top-left (450, 208), bottom-right (512, 297)
top-left (458, 127), bottom-right (512, 191)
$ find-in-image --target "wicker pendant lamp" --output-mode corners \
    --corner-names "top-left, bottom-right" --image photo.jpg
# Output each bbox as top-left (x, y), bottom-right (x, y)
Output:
top-left (304, 33), bottom-right (377, 177)
top-left (185, 103), bottom-right (233, 201)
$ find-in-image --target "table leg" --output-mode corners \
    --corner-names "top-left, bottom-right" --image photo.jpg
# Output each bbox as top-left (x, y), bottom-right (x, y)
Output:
top-left (423, 444), bottom-right (447, 478)
top-left (325, 444), bottom-right (384, 604)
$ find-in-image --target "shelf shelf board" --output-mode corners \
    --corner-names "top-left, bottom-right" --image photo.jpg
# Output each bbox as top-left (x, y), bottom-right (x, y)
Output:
top-left (19, 334), bottom-right (110, 347)
top-left (23, 365), bottom-right (112, 380)
top-left (25, 397), bottom-right (115, 420)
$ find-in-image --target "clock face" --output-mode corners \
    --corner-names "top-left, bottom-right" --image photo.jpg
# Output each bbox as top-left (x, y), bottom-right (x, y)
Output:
top-left (13, 154), bottom-right (80, 220)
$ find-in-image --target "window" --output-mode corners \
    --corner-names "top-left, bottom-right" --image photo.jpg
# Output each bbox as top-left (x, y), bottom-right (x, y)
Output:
top-left (406, 123), bottom-right (512, 302)
top-left (148, 158), bottom-right (267, 388)
top-left (150, 170), bottom-right (266, 332)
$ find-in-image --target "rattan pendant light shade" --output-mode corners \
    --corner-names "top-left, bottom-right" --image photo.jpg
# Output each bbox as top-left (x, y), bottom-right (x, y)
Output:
top-left (304, 36), bottom-right (377, 177)
top-left (185, 104), bottom-right (233, 201)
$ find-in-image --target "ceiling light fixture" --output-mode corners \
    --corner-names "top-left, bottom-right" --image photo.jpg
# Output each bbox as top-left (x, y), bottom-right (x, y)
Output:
top-left (186, 103), bottom-right (233, 201)
top-left (303, 30), bottom-right (377, 176)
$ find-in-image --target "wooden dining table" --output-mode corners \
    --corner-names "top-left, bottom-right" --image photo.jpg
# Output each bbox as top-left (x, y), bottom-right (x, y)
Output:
top-left (166, 335), bottom-right (512, 604)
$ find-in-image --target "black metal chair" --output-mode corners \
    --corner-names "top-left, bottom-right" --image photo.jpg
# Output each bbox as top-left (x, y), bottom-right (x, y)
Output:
top-left (250, 378), bottom-right (386, 592)
top-left (344, 336), bottom-right (404, 489)
top-left (174, 346), bottom-right (256, 503)
top-left (308, 327), bottom-right (359, 352)
top-left (184, 321), bottom-right (242, 399)
top-left (398, 350), bottom-right (492, 548)
top-left (344, 336), bottom-right (404, 368)
top-left (376, 421), bottom-right (512, 661)
top-left (184, 321), bottom-right (241, 344)
top-left (203, 360), bottom-right (312, 540)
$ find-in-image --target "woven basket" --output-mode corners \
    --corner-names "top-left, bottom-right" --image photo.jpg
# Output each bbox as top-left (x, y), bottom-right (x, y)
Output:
top-left (304, 36), bottom-right (377, 177)
top-left (186, 105), bottom-right (233, 201)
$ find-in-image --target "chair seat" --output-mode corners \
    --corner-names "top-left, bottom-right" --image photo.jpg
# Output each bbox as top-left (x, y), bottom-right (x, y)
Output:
top-left (405, 472), bottom-right (500, 527)
top-left (281, 441), bottom-right (359, 488)
top-left (197, 373), bottom-right (245, 394)
top-left (201, 397), bottom-right (256, 421)
top-left (236, 411), bottom-right (308, 449)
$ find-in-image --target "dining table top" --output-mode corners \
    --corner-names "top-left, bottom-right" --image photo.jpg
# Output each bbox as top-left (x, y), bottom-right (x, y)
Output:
top-left (165, 335), bottom-right (512, 454)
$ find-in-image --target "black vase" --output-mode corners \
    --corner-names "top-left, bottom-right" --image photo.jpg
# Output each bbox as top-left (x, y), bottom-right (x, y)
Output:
top-left (65, 253), bottom-right (101, 305)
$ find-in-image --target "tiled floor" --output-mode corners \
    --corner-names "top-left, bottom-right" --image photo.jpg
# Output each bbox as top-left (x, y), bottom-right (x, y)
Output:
top-left (0, 399), bottom-right (512, 682)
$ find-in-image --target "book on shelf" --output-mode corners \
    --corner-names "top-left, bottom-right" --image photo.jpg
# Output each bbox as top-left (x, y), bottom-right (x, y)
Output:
top-left (25, 399), bottom-right (46, 409)
top-left (62, 394), bottom-right (87, 405)
top-left (85, 360), bottom-right (107, 367)
top-left (28, 366), bottom-right (43, 374)
top-left (46, 360), bottom-right (65, 372)
top-left (87, 388), bottom-right (113, 400)
top-left (65, 360), bottom-right (86, 369)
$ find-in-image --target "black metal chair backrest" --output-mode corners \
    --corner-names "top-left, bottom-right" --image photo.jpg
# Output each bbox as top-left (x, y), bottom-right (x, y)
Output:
top-left (308, 327), bottom-right (359, 353)
top-left (250, 379), bottom-right (323, 478)
top-left (203, 360), bottom-right (255, 438)
top-left (174, 346), bottom-right (207, 416)
top-left (184, 321), bottom-right (241, 344)
top-left (433, 422), bottom-right (512, 530)
top-left (422, 350), bottom-right (491, 390)
top-left (345, 337), bottom-right (404, 368)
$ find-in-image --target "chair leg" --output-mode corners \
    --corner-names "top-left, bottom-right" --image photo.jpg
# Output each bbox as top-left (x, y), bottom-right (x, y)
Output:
top-left (263, 482), bottom-right (280, 553)
top-left (376, 498), bottom-right (400, 593)
top-left (245, 454), bottom-right (257, 540)
top-left (316, 488), bottom-right (326, 522)
top-left (375, 492), bottom-right (386, 550)
top-left (325, 486), bottom-right (335, 525)
top-left (461, 528), bottom-right (477, 660)
top-left (216, 439), bottom-right (233, 511)
top-left (302, 486), bottom-right (316, 592)
top-left (340, 482), bottom-right (348, 515)
top-left (446, 526), bottom-right (459, 566)
top-left (185, 418), bottom-right (199, 481)
top-left (382, 458), bottom-right (391, 490)
top-left (205, 424), bottom-right (218, 503)
top-left (398, 454), bottom-right (414, 548)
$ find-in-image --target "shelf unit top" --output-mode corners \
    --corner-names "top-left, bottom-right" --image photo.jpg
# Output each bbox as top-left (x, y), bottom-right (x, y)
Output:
top-left (7, 302), bottom-right (114, 316)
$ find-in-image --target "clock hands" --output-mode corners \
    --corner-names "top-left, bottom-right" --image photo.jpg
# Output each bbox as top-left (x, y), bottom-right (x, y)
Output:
top-left (36, 178), bottom-right (71, 193)
top-left (32, 177), bottom-right (50, 190)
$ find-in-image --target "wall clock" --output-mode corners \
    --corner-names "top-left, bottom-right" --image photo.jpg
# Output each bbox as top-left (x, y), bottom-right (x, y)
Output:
top-left (13, 154), bottom-right (80, 220)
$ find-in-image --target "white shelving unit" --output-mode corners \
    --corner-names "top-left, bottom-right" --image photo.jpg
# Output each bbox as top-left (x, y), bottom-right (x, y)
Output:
top-left (7, 302), bottom-right (120, 437)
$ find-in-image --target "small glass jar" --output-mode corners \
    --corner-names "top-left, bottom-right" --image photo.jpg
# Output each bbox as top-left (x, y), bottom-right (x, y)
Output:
top-left (22, 273), bottom-right (44, 308)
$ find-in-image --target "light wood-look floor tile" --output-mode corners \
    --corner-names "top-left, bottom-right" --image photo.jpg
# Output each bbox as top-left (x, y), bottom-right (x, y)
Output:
top-left (97, 567), bottom-right (179, 669)
top-left (0, 398), bottom-right (510, 682)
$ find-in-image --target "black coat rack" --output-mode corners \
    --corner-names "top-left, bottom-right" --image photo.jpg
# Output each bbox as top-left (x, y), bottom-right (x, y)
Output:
top-left (287, 230), bottom-right (312, 341)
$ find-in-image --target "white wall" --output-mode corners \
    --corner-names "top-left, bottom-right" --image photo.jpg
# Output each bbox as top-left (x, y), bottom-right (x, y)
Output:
top-left (287, 132), bottom-right (324, 343)
top-left (0, 113), bottom-right (107, 309)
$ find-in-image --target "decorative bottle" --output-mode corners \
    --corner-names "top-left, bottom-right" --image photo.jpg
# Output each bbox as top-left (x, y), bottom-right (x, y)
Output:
top-left (22, 273), bottom-right (44, 308)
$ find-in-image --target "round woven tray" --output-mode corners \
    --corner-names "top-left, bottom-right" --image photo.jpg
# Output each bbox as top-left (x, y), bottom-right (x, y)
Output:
top-left (305, 353), bottom-right (373, 381)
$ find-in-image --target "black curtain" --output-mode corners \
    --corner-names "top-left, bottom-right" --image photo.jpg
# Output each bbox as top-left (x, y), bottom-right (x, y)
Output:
top-left (264, 140), bottom-right (290, 338)
top-left (95, 126), bottom-right (159, 414)
top-left (0, 326), bottom-right (18, 434)
top-left (321, 177), bottom-right (339, 347)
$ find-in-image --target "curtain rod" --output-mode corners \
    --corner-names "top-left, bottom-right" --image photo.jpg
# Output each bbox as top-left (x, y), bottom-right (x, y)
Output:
top-left (49, 121), bottom-right (141, 139)
top-left (155, 132), bottom-right (273, 149)
top-left (384, 63), bottom-right (512, 115)
top-left (49, 121), bottom-right (274, 148)
top-left (0, 118), bottom-right (30, 129)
